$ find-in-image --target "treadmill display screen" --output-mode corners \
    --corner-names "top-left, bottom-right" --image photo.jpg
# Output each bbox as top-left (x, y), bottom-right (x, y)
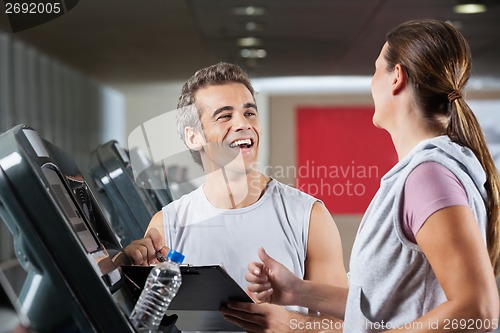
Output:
top-left (42, 167), bottom-right (100, 253)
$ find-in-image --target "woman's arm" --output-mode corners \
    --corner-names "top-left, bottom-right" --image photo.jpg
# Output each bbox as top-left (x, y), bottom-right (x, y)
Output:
top-left (387, 205), bottom-right (499, 333)
top-left (246, 247), bottom-right (349, 318)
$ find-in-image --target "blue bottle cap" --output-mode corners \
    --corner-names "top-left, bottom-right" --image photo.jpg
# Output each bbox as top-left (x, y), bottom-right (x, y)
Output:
top-left (167, 249), bottom-right (185, 264)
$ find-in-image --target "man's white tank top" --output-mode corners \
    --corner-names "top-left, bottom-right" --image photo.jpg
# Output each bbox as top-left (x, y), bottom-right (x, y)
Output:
top-left (162, 179), bottom-right (317, 289)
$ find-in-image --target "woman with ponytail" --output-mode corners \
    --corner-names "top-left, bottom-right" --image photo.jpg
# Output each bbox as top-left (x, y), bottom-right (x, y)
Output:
top-left (245, 19), bottom-right (500, 332)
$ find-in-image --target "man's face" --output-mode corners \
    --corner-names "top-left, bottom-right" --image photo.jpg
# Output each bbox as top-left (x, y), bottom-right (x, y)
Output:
top-left (193, 82), bottom-right (260, 172)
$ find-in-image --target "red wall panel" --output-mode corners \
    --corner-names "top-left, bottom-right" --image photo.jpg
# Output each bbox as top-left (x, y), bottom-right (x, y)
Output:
top-left (296, 106), bottom-right (397, 214)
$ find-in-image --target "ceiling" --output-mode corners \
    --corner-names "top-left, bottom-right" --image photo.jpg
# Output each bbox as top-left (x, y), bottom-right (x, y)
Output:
top-left (1, 0), bottom-right (499, 86)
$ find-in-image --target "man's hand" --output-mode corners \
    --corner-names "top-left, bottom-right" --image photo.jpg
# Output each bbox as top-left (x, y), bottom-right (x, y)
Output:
top-left (221, 302), bottom-right (343, 333)
top-left (220, 302), bottom-right (294, 333)
top-left (124, 228), bottom-right (169, 265)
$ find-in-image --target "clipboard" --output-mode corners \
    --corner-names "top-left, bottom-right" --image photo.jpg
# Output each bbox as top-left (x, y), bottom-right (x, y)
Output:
top-left (122, 265), bottom-right (253, 331)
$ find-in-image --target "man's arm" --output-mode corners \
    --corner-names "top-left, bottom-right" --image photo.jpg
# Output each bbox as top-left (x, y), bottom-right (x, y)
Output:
top-left (304, 202), bottom-right (348, 292)
top-left (300, 201), bottom-right (348, 322)
top-left (124, 211), bottom-right (169, 265)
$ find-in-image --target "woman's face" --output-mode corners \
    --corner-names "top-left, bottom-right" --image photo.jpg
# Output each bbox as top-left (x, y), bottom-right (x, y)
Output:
top-left (371, 42), bottom-right (395, 130)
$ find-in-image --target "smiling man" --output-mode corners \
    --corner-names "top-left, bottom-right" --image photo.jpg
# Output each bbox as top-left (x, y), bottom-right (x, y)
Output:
top-left (125, 62), bottom-right (347, 332)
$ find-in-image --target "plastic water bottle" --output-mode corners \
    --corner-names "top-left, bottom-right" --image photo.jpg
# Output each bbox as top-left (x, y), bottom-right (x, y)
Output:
top-left (129, 249), bottom-right (185, 332)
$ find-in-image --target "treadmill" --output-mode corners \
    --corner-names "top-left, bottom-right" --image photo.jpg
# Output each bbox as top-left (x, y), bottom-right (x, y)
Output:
top-left (88, 141), bottom-right (173, 247)
top-left (0, 125), bottom-right (176, 333)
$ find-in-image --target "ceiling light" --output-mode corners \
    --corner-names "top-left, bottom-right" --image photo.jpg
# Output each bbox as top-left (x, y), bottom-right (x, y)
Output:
top-left (454, 2), bottom-right (487, 14)
top-left (245, 22), bottom-right (265, 32)
top-left (232, 6), bottom-right (266, 16)
top-left (240, 48), bottom-right (267, 59)
top-left (237, 37), bottom-right (263, 47)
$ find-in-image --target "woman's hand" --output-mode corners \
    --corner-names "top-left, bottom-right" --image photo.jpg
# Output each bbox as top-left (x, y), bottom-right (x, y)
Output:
top-left (246, 248), bottom-right (304, 306)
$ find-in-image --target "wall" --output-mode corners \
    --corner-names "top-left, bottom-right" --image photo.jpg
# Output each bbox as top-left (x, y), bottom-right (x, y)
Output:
top-left (0, 33), bottom-right (125, 263)
top-left (0, 33), bottom-right (125, 169)
top-left (118, 82), bottom-right (202, 189)
top-left (117, 83), bottom-right (184, 140)
top-left (269, 93), bottom-right (374, 268)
